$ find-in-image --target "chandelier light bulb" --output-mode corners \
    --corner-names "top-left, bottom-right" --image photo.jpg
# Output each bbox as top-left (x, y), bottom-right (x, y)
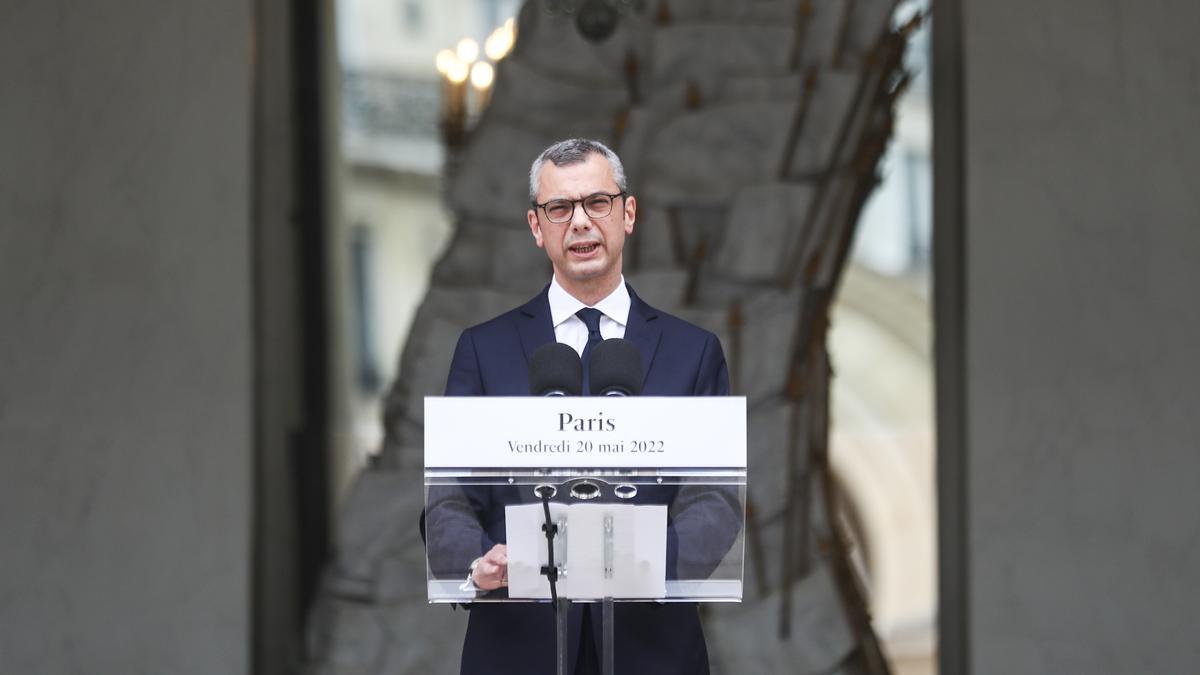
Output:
top-left (446, 59), bottom-right (470, 84)
top-left (484, 32), bottom-right (504, 61)
top-left (485, 24), bottom-right (514, 61)
top-left (435, 49), bottom-right (456, 75)
top-left (456, 38), bottom-right (479, 65)
top-left (470, 61), bottom-right (495, 90)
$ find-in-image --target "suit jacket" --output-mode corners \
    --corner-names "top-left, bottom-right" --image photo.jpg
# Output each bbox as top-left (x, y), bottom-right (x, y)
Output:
top-left (426, 284), bottom-right (740, 675)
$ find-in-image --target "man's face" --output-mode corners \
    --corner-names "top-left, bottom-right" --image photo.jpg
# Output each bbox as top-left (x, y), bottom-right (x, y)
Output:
top-left (527, 153), bottom-right (636, 294)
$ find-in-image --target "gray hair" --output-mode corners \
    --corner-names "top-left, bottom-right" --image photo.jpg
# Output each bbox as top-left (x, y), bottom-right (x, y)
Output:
top-left (528, 138), bottom-right (628, 203)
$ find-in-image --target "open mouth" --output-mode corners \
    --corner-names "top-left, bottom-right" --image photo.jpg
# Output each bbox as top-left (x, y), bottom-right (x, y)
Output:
top-left (569, 243), bottom-right (600, 255)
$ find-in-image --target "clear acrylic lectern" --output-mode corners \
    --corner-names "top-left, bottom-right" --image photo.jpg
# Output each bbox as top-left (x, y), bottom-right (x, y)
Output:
top-left (424, 396), bottom-right (746, 675)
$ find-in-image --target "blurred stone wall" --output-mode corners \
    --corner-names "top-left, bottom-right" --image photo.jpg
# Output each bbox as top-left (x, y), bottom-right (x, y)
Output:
top-left (0, 2), bottom-right (253, 672)
top-left (957, 0), bottom-right (1200, 672)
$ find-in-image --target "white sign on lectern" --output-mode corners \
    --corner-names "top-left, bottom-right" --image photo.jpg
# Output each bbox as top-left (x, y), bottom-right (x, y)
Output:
top-left (425, 397), bottom-right (747, 469)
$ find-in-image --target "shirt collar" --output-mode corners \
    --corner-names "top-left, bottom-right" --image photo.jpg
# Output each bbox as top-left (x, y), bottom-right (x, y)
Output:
top-left (548, 276), bottom-right (631, 328)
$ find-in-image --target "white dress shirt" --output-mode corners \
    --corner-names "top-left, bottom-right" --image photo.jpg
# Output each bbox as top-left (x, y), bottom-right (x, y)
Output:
top-left (547, 275), bottom-right (630, 353)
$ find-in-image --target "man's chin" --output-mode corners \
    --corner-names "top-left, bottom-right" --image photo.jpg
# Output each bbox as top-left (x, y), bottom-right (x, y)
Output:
top-left (558, 261), bottom-right (610, 285)
top-left (565, 254), bottom-right (605, 271)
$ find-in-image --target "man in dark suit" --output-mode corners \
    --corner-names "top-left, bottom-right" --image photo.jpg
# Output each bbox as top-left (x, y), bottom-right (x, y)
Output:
top-left (425, 138), bottom-right (741, 675)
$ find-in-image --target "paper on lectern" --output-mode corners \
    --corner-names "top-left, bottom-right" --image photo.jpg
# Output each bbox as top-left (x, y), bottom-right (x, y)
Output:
top-left (505, 503), bottom-right (667, 600)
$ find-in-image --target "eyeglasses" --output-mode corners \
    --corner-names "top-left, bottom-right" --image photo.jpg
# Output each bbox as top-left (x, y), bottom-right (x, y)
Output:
top-left (533, 192), bottom-right (626, 224)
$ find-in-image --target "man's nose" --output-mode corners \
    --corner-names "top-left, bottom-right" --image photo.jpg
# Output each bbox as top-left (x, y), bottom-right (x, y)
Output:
top-left (570, 203), bottom-right (592, 230)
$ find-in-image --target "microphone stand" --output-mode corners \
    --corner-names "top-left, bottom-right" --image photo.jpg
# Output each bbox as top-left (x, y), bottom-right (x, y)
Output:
top-left (537, 487), bottom-right (569, 675)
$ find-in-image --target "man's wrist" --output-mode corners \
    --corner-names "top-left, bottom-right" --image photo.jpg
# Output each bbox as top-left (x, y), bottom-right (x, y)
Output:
top-left (459, 557), bottom-right (485, 593)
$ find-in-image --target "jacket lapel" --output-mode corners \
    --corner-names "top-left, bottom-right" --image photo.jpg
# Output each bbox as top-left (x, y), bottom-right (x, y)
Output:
top-left (515, 285), bottom-right (556, 364)
top-left (623, 284), bottom-right (661, 388)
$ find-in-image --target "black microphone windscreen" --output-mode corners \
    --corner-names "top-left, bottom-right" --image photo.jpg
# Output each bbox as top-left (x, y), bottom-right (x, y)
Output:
top-left (588, 338), bottom-right (643, 396)
top-left (529, 342), bottom-right (583, 396)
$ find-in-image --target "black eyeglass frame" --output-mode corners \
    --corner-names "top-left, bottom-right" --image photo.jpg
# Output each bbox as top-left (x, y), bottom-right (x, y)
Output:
top-left (532, 191), bottom-right (628, 224)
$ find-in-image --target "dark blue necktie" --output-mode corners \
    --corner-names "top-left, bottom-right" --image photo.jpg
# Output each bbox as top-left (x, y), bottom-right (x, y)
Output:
top-left (576, 308), bottom-right (603, 395)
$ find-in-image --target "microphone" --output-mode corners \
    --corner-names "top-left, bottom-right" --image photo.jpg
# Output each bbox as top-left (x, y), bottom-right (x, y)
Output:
top-left (528, 342), bottom-right (583, 396)
top-left (587, 338), bottom-right (643, 396)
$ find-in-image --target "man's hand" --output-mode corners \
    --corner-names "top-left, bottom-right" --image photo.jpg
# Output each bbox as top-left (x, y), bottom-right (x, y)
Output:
top-left (471, 544), bottom-right (508, 590)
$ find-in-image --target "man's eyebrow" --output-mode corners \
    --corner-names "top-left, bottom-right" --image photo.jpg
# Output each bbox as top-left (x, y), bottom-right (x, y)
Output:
top-left (544, 189), bottom-right (619, 200)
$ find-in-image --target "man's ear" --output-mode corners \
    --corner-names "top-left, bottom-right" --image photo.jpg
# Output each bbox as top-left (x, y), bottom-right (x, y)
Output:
top-left (623, 194), bottom-right (637, 235)
top-left (528, 209), bottom-right (545, 247)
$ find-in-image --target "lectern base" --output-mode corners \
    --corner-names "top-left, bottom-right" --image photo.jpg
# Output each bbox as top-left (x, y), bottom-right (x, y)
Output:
top-left (554, 597), bottom-right (615, 675)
